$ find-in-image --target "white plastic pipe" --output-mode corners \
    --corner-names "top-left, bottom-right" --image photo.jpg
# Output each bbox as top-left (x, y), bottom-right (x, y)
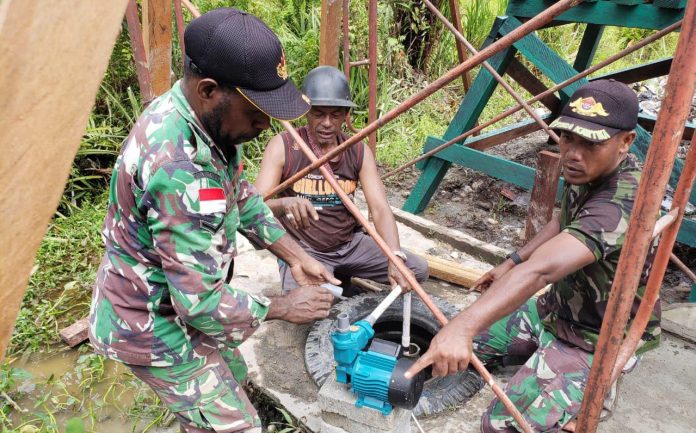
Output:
top-left (402, 291), bottom-right (412, 350)
top-left (364, 285), bottom-right (403, 325)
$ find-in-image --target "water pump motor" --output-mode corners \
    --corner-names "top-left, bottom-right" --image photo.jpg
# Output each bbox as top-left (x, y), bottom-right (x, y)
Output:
top-left (331, 313), bottom-right (425, 415)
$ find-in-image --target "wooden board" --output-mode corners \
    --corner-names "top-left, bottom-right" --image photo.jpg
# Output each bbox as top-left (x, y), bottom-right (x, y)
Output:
top-left (319, 0), bottom-right (341, 67)
top-left (0, 0), bottom-right (128, 360)
top-left (422, 254), bottom-right (486, 289)
top-left (59, 317), bottom-right (90, 347)
top-left (525, 151), bottom-right (561, 240)
top-left (145, 0), bottom-right (173, 96)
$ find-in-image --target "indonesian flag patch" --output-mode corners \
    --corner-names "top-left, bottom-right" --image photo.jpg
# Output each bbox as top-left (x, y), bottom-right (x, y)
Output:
top-left (199, 188), bottom-right (226, 214)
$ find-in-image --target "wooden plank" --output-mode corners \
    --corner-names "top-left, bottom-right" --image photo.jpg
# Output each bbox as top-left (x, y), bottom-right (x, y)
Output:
top-left (661, 303), bottom-right (696, 344)
top-left (423, 254), bottom-right (485, 288)
top-left (146, 0), bottom-right (173, 96)
top-left (573, 24), bottom-right (604, 72)
top-left (59, 317), bottom-right (89, 347)
top-left (0, 0), bottom-right (128, 361)
top-left (506, 57), bottom-right (562, 111)
top-left (391, 206), bottom-right (509, 264)
top-left (125, 0), bottom-right (155, 103)
top-left (319, 0), bottom-right (342, 67)
top-left (454, 115), bottom-right (552, 153)
top-left (589, 57), bottom-right (673, 83)
top-left (525, 151), bottom-right (561, 240)
top-left (653, 0), bottom-right (688, 9)
top-left (507, 0), bottom-right (685, 30)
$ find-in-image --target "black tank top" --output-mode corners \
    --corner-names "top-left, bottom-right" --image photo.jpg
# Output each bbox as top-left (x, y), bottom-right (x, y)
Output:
top-left (278, 126), bottom-right (364, 252)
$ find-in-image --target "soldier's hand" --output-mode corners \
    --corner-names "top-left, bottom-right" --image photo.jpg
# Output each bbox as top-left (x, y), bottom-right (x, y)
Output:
top-left (268, 286), bottom-right (334, 324)
top-left (405, 321), bottom-right (474, 379)
top-left (472, 260), bottom-right (515, 293)
top-left (282, 197), bottom-right (318, 230)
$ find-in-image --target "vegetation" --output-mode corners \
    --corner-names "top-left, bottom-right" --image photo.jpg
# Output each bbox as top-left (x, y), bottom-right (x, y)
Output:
top-left (2, 1), bottom-right (680, 432)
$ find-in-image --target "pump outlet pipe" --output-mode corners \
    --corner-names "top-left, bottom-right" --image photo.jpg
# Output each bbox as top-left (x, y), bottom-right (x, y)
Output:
top-left (365, 285), bottom-right (403, 326)
top-left (402, 292), bottom-right (412, 354)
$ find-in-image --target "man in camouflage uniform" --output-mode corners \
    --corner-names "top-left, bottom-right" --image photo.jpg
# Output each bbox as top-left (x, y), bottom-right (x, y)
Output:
top-left (89, 9), bottom-right (340, 433)
top-left (406, 80), bottom-right (660, 432)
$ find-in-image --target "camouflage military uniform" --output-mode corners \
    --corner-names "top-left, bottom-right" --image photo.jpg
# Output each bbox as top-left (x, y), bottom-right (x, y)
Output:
top-left (476, 154), bottom-right (660, 433)
top-left (89, 81), bottom-right (285, 432)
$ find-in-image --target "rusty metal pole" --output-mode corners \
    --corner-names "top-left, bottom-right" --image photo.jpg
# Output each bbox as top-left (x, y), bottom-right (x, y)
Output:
top-left (381, 19), bottom-right (682, 180)
top-left (576, 1), bottom-right (696, 429)
top-left (174, 0), bottom-right (186, 58)
top-left (265, 0), bottom-right (583, 199)
top-left (422, 0), bottom-right (560, 144)
top-left (181, 0), bottom-right (201, 18)
top-left (279, 121), bottom-right (535, 433)
top-left (448, 0), bottom-right (473, 91)
top-left (342, 0), bottom-right (361, 134)
top-left (367, 0), bottom-right (378, 155)
top-left (124, 0), bottom-right (155, 104)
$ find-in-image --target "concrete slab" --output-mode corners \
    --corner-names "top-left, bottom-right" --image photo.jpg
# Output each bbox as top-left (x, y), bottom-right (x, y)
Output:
top-left (662, 303), bottom-right (696, 344)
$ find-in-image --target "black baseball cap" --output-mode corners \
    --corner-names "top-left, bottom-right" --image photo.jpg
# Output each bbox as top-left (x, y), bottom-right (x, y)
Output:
top-left (184, 8), bottom-right (310, 121)
top-left (549, 79), bottom-right (639, 142)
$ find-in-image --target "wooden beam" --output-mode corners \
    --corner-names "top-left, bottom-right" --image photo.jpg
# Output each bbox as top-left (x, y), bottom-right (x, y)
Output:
top-left (525, 151), bottom-right (561, 240)
top-left (590, 57), bottom-right (673, 84)
top-left (59, 317), bottom-right (90, 347)
top-left (467, 116), bottom-right (549, 151)
top-left (423, 254), bottom-right (486, 288)
top-left (146, 0), bottom-right (173, 96)
top-left (506, 57), bottom-right (562, 112)
top-left (319, 0), bottom-right (342, 67)
top-left (637, 112), bottom-right (695, 141)
top-left (448, 0), bottom-right (473, 91)
top-left (573, 24), bottom-right (604, 72)
top-left (125, 0), bottom-right (155, 103)
top-left (653, 0), bottom-right (688, 9)
top-left (0, 0), bottom-right (128, 361)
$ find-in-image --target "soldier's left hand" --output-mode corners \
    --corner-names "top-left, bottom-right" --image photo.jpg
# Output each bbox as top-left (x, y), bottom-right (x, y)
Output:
top-left (290, 256), bottom-right (341, 286)
top-left (388, 261), bottom-right (415, 292)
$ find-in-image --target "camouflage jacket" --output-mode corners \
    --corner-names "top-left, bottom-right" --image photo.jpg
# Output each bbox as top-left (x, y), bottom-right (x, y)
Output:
top-left (540, 154), bottom-right (660, 355)
top-left (89, 81), bottom-right (286, 366)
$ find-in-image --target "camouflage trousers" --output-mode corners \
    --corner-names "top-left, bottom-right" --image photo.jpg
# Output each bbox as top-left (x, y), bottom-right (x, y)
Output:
top-left (473, 297), bottom-right (593, 433)
top-left (128, 347), bottom-right (262, 433)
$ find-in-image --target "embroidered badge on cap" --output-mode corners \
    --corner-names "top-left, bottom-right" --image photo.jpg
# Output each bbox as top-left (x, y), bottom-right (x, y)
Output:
top-left (569, 97), bottom-right (609, 117)
top-left (199, 188), bottom-right (226, 213)
top-left (277, 51), bottom-right (288, 80)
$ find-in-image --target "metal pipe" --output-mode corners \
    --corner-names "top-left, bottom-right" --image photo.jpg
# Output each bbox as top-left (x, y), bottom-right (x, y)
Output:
top-left (610, 134), bottom-right (696, 386)
top-left (279, 120), bottom-right (535, 433)
top-left (173, 0), bottom-right (186, 58)
top-left (367, 0), bottom-right (378, 155)
top-left (365, 285), bottom-right (403, 326)
top-left (576, 1), bottom-right (696, 429)
top-left (422, 0), bottom-right (560, 144)
top-left (447, 0), bottom-right (472, 91)
top-left (652, 208), bottom-right (679, 238)
top-left (402, 291), bottom-right (412, 351)
top-left (381, 19), bottom-right (683, 180)
top-left (350, 59), bottom-right (371, 67)
top-left (124, 0), bottom-right (155, 105)
top-left (670, 252), bottom-right (696, 283)
top-left (265, 0), bottom-right (583, 200)
top-left (181, 0), bottom-right (201, 18)
top-left (342, 0), bottom-right (360, 134)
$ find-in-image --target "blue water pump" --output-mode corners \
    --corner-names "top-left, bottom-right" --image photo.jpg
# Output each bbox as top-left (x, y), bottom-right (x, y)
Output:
top-left (331, 313), bottom-right (425, 415)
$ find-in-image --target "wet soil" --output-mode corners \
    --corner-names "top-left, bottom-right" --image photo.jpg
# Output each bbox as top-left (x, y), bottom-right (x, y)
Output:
top-left (381, 130), bottom-right (696, 305)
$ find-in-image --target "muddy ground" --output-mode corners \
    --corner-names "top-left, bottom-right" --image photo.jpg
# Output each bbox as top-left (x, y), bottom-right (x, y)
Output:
top-left (381, 130), bottom-right (696, 304)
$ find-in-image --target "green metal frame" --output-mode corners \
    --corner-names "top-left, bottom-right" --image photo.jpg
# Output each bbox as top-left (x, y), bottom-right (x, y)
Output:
top-left (403, 4), bottom-right (695, 247)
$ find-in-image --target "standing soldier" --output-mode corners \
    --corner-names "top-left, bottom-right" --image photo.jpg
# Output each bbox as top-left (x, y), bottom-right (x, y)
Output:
top-left (89, 9), bottom-right (339, 433)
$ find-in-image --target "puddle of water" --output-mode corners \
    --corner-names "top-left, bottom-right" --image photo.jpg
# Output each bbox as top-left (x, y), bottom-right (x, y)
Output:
top-left (3, 348), bottom-right (175, 433)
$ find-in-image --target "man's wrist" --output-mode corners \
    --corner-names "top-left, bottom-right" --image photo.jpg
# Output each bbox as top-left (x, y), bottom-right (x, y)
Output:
top-left (506, 251), bottom-right (523, 265)
top-left (266, 295), bottom-right (288, 320)
top-left (392, 250), bottom-right (407, 262)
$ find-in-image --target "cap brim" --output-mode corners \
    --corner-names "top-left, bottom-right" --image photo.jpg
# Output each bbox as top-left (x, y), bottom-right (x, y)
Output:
top-left (237, 80), bottom-right (310, 121)
top-left (549, 116), bottom-right (621, 143)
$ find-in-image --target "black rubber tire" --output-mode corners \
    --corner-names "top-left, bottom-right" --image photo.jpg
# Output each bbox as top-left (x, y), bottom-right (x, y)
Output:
top-left (305, 292), bottom-right (484, 417)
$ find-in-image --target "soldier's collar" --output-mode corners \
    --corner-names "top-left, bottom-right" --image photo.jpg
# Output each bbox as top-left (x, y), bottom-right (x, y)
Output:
top-left (170, 80), bottom-right (225, 165)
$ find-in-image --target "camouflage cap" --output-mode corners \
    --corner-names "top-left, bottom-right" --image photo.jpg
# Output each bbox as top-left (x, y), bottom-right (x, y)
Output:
top-left (550, 79), bottom-right (639, 142)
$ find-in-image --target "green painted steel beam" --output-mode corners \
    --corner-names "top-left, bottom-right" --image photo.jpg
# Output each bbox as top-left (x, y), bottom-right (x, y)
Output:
top-left (506, 0), bottom-right (685, 30)
top-left (574, 24), bottom-right (605, 72)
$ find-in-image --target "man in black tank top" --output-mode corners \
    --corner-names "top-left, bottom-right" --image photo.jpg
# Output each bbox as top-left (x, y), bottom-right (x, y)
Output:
top-left (256, 66), bottom-right (428, 294)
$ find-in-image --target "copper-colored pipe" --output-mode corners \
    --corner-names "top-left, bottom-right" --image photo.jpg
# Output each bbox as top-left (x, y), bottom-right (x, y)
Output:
top-left (174, 0), bottom-right (186, 58)
top-left (367, 0), bottom-right (378, 155)
top-left (265, 0), bottom-right (583, 199)
top-left (181, 0), bottom-right (201, 18)
top-left (610, 136), bottom-right (696, 385)
top-left (279, 120), bottom-right (535, 433)
top-left (381, 19), bottom-right (683, 180)
top-left (423, 0), bottom-right (560, 145)
top-left (670, 252), bottom-right (696, 283)
top-left (576, 0), bottom-right (696, 429)
top-left (124, 0), bottom-right (155, 105)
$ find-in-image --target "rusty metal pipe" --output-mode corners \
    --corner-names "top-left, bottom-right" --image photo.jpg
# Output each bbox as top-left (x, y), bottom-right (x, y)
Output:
top-left (367, 0), bottom-right (378, 155)
top-left (265, 0), bottom-right (583, 199)
top-left (181, 0), bottom-right (201, 18)
top-left (670, 252), bottom-right (696, 283)
top-left (448, 0), bottom-right (472, 91)
top-left (125, 0), bottom-right (155, 105)
top-left (610, 135), bottom-right (696, 386)
top-left (342, 0), bottom-right (360, 134)
top-left (576, 0), bottom-right (696, 429)
top-left (279, 120), bottom-right (535, 433)
top-left (423, 0), bottom-right (560, 144)
top-left (174, 0), bottom-right (186, 59)
top-left (382, 19), bottom-right (682, 180)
